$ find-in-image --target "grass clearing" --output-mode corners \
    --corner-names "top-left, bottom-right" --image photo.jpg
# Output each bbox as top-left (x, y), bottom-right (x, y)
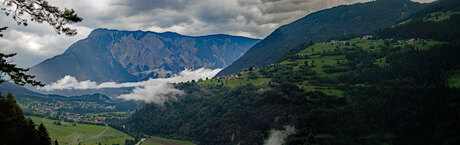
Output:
top-left (424, 11), bottom-right (460, 22)
top-left (200, 68), bottom-right (270, 88)
top-left (201, 78), bottom-right (270, 88)
top-left (27, 116), bottom-right (133, 145)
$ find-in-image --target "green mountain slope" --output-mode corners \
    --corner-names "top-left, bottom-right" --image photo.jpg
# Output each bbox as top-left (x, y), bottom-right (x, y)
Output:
top-left (216, 0), bottom-right (426, 77)
top-left (122, 40), bottom-right (459, 145)
top-left (119, 1), bottom-right (460, 145)
top-left (376, 0), bottom-right (460, 41)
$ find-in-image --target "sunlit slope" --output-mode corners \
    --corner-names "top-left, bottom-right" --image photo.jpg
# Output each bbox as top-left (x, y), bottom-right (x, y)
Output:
top-left (207, 39), bottom-right (445, 96)
top-left (28, 116), bottom-right (133, 145)
top-left (216, 0), bottom-right (425, 77)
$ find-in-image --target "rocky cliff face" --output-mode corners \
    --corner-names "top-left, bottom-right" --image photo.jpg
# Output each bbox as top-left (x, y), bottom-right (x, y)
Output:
top-left (29, 28), bottom-right (259, 83)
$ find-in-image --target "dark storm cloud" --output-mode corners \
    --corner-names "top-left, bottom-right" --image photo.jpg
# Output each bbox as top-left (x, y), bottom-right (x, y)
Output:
top-left (117, 0), bottom-right (195, 16)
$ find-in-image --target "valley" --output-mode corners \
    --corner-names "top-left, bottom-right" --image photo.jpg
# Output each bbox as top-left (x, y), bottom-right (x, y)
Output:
top-left (27, 116), bottom-right (132, 145)
top-left (1, 0), bottom-right (459, 145)
top-left (2, 91), bottom-right (139, 124)
top-left (26, 116), bottom-right (195, 145)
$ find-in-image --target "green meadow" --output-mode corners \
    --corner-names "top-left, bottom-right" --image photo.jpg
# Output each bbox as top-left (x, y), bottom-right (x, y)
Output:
top-left (27, 116), bottom-right (133, 145)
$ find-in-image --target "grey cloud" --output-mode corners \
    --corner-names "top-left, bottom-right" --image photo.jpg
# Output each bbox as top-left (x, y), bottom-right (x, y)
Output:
top-left (260, 0), bottom-right (368, 14)
top-left (118, 0), bottom-right (194, 16)
top-left (194, 1), bottom-right (242, 24)
top-left (147, 9), bottom-right (193, 28)
top-left (0, 0), bottom-right (435, 68)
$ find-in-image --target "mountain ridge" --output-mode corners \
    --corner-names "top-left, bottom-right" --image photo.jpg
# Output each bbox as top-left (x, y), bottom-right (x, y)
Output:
top-left (216, 0), bottom-right (426, 77)
top-left (29, 28), bottom-right (260, 84)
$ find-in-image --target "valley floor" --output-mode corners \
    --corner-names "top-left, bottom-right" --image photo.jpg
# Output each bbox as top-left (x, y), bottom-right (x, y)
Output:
top-left (27, 116), bottom-right (133, 145)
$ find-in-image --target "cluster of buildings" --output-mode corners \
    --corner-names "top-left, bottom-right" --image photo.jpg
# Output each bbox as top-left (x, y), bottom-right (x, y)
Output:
top-left (24, 101), bottom-right (70, 114)
top-left (20, 99), bottom-right (120, 123)
top-left (398, 38), bottom-right (422, 43)
top-left (59, 112), bottom-right (106, 123)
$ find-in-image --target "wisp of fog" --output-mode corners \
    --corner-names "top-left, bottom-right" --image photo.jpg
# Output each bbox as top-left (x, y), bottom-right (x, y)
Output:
top-left (39, 68), bottom-right (221, 104)
top-left (264, 126), bottom-right (296, 145)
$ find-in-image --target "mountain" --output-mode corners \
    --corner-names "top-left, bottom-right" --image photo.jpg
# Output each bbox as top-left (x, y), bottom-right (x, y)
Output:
top-left (0, 82), bottom-right (42, 97)
top-left (29, 28), bottom-right (260, 84)
top-left (376, 0), bottom-right (460, 41)
top-left (215, 0), bottom-right (426, 77)
top-left (118, 1), bottom-right (460, 144)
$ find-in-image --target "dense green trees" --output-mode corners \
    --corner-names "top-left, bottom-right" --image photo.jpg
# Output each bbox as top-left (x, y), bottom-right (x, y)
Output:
top-left (120, 1), bottom-right (460, 144)
top-left (284, 40), bottom-right (460, 145)
top-left (118, 83), bottom-right (311, 144)
top-left (38, 123), bottom-right (51, 145)
top-left (0, 93), bottom-right (52, 145)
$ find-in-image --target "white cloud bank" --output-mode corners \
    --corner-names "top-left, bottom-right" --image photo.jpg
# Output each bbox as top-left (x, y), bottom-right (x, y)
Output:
top-left (39, 68), bottom-right (221, 104)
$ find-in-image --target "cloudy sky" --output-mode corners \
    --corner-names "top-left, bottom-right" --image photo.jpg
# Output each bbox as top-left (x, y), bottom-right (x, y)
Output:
top-left (0, 0), bottom-right (436, 68)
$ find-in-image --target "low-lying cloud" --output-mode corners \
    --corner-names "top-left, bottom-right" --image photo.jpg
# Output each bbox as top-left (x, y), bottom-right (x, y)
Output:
top-left (39, 68), bottom-right (221, 104)
top-left (264, 125), bottom-right (296, 145)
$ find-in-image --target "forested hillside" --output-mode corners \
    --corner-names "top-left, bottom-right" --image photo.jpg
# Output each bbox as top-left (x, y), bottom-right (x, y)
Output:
top-left (119, 0), bottom-right (460, 144)
top-left (0, 93), bottom-right (53, 145)
top-left (216, 0), bottom-right (425, 77)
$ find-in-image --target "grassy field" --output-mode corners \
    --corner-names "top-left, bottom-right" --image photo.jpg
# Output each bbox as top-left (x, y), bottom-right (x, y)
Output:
top-left (27, 116), bottom-right (133, 145)
top-left (142, 136), bottom-right (195, 145)
top-left (424, 10), bottom-right (460, 22)
top-left (280, 39), bottom-right (443, 97)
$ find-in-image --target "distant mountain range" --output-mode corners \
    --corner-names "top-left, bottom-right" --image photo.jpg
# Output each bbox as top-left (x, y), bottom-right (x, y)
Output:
top-left (29, 28), bottom-right (259, 84)
top-left (216, 0), bottom-right (426, 76)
